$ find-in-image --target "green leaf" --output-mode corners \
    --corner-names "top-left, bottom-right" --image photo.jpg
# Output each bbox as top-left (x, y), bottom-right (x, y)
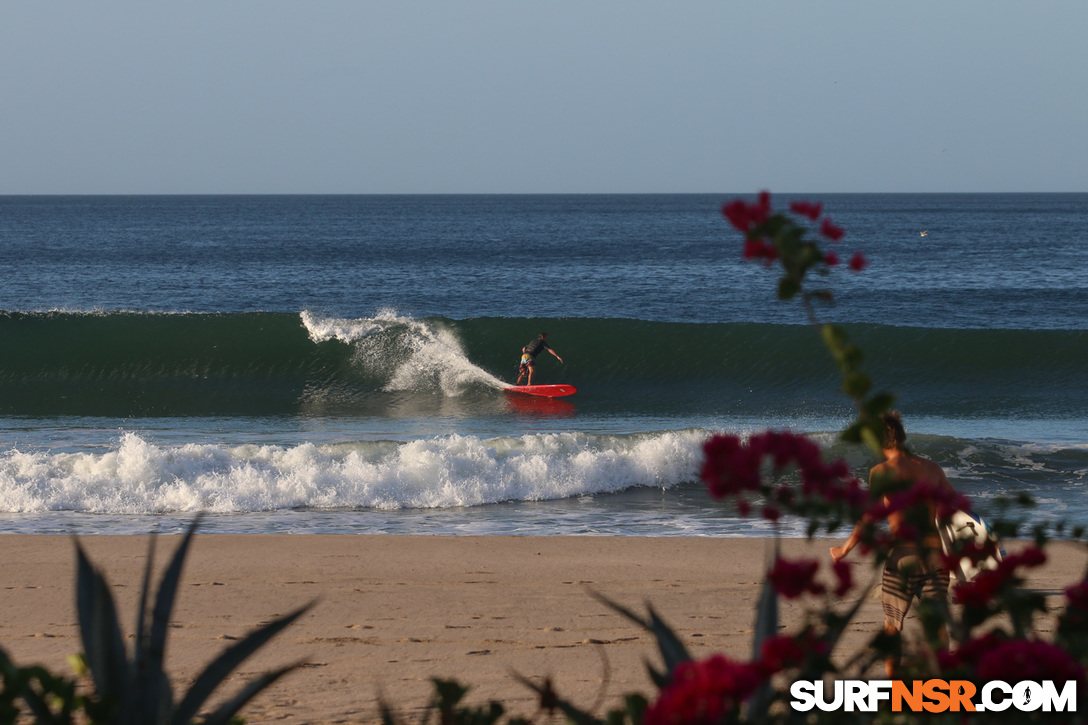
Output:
top-left (777, 277), bottom-right (801, 300)
top-left (587, 591), bottom-right (691, 680)
top-left (859, 425), bottom-right (883, 455)
top-left (133, 535), bottom-right (156, 667)
top-left (839, 345), bottom-right (864, 371)
top-left (149, 517), bottom-right (202, 668)
top-left (864, 393), bottom-right (895, 417)
top-left (171, 602), bottom-right (314, 725)
top-left (747, 543), bottom-right (780, 721)
top-left (510, 673), bottom-right (600, 725)
top-left (131, 535), bottom-right (174, 725)
top-left (74, 539), bottom-right (131, 713)
top-left (379, 699), bottom-right (400, 725)
top-left (200, 663), bottom-right (300, 725)
top-left (624, 693), bottom-right (648, 725)
top-left (431, 678), bottom-right (469, 712)
top-left (840, 421), bottom-right (863, 444)
top-left (842, 372), bottom-right (871, 399)
top-left (751, 544), bottom-right (779, 661)
top-left (820, 323), bottom-right (847, 351)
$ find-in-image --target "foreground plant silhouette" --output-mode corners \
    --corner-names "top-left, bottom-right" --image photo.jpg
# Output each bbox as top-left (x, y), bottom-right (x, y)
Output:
top-left (0, 516), bottom-right (312, 724)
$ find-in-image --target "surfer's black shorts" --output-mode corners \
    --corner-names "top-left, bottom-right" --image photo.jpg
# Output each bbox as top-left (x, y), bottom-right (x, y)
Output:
top-left (881, 544), bottom-right (950, 632)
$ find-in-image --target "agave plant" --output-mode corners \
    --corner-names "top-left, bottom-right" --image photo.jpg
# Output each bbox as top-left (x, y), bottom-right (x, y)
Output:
top-left (74, 515), bottom-right (312, 725)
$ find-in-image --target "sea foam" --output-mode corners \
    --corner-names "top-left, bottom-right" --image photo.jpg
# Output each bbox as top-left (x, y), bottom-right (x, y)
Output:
top-left (0, 429), bottom-right (709, 515)
top-left (301, 309), bottom-right (506, 395)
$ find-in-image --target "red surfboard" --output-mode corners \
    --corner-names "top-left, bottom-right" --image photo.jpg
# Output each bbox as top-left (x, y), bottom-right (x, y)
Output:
top-left (503, 384), bottom-right (577, 398)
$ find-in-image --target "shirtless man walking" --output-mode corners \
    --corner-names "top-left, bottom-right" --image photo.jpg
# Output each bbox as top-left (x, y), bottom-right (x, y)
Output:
top-left (830, 411), bottom-right (957, 676)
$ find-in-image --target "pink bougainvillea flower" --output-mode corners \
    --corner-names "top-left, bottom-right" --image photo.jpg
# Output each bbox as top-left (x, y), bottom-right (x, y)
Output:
top-left (768, 556), bottom-right (825, 599)
top-left (721, 192), bottom-right (772, 234)
top-left (754, 190), bottom-right (772, 220)
top-left (700, 434), bottom-right (761, 498)
top-left (759, 635), bottom-right (807, 673)
top-left (832, 558), bottom-right (854, 597)
top-left (743, 238), bottom-right (770, 260)
top-left (937, 631), bottom-right (1007, 673)
top-left (976, 639), bottom-right (1085, 687)
top-left (819, 218), bottom-right (844, 241)
top-left (643, 654), bottom-right (766, 725)
top-left (789, 200), bottom-right (823, 221)
top-left (953, 545), bottom-right (1047, 610)
top-left (1061, 581), bottom-right (1088, 631)
top-left (848, 252), bottom-right (867, 271)
top-left (722, 199), bottom-right (754, 233)
top-left (700, 430), bottom-right (865, 518)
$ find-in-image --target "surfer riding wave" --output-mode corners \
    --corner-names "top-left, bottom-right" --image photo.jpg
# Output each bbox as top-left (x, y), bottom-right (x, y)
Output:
top-left (516, 332), bottom-right (563, 386)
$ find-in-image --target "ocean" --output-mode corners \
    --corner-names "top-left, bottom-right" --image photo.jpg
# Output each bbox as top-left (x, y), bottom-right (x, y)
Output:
top-left (1, 193), bottom-right (1086, 536)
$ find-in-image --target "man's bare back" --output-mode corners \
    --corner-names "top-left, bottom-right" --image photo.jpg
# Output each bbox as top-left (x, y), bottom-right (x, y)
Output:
top-left (872, 447), bottom-right (957, 544)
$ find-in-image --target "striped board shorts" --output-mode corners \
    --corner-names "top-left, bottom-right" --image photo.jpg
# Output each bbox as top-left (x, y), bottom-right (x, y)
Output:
top-left (881, 544), bottom-right (950, 631)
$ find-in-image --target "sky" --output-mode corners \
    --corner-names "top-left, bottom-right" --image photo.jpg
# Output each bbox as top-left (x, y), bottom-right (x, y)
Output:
top-left (2, 2), bottom-right (1086, 195)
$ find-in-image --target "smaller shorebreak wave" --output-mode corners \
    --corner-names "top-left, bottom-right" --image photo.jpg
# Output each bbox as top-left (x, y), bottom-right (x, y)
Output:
top-left (1, 429), bottom-right (1085, 528)
top-left (0, 429), bottom-right (708, 515)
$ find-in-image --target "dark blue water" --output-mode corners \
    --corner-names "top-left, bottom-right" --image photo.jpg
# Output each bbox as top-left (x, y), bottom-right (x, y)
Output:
top-left (4, 193), bottom-right (1087, 327)
top-left (1, 194), bottom-right (1086, 535)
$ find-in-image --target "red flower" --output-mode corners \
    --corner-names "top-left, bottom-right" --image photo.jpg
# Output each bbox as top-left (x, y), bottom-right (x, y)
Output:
top-left (938, 631), bottom-right (1007, 673)
top-left (644, 655), bottom-right (765, 725)
top-left (700, 434), bottom-right (762, 499)
top-left (1061, 581), bottom-right (1088, 630)
top-left (743, 238), bottom-right (774, 261)
top-left (976, 639), bottom-right (1084, 685)
top-left (953, 545), bottom-right (1047, 610)
top-left (848, 252), bottom-right (867, 271)
top-left (722, 200), bottom-right (754, 233)
top-left (700, 430), bottom-right (864, 517)
top-left (819, 218), bottom-right (844, 241)
top-left (824, 251), bottom-right (839, 266)
top-left (832, 559), bottom-right (854, 597)
top-left (721, 192), bottom-right (772, 233)
top-left (789, 200), bottom-right (823, 221)
top-left (768, 556), bottom-right (825, 599)
top-left (759, 635), bottom-right (807, 673)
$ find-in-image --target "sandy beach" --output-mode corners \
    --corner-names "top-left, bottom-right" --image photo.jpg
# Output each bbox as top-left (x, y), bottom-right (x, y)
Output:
top-left (1, 535), bottom-right (1084, 723)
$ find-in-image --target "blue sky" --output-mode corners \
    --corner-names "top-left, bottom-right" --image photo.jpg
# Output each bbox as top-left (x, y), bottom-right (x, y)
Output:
top-left (3, 2), bottom-right (1085, 194)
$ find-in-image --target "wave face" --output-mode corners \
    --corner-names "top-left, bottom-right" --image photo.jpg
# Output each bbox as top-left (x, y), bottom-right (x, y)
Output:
top-left (1, 310), bottom-right (1085, 418)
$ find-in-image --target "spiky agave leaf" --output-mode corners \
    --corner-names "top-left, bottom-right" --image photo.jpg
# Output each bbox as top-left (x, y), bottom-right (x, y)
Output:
top-left (511, 673), bottom-right (600, 725)
top-left (746, 540), bottom-right (780, 720)
top-left (587, 591), bottom-right (691, 688)
top-left (71, 516), bottom-right (309, 725)
top-left (129, 518), bottom-right (204, 723)
top-left (197, 662), bottom-right (301, 725)
top-left (170, 602), bottom-right (313, 725)
top-left (74, 539), bottom-right (131, 717)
